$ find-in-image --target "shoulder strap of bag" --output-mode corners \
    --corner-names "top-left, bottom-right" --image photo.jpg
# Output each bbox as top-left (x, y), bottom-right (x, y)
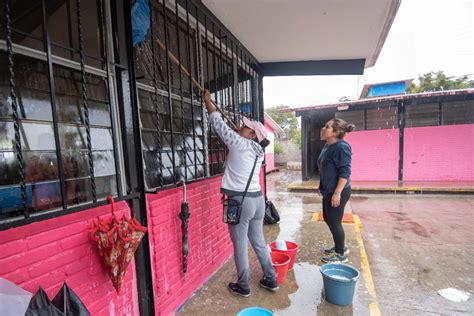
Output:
top-left (241, 156), bottom-right (259, 203)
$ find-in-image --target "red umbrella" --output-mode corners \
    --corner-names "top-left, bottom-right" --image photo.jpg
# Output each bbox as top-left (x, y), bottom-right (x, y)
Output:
top-left (90, 197), bottom-right (147, 293)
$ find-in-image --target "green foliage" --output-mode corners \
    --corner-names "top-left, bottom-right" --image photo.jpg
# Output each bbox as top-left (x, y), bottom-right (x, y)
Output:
top-left (407, 71), bottom-right (471, 94)
top-left (294, 128), bottom-right (302, 149)
top-left (274, 143), bottom-right (282, 155)
top-left (266, 105), bottom-right (299, 140)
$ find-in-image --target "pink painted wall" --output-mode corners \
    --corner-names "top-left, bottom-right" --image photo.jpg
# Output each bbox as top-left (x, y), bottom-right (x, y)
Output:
top-left (345, 129), bottom-right (399, 181)
top-left (146, 176), bottom-right (233, 315)
top-left (265, 153), bottom-right (276, 173)
top-left (404, 124), bottom-right (474, 181)
top-left (0, 202), bottom-right (140, 315)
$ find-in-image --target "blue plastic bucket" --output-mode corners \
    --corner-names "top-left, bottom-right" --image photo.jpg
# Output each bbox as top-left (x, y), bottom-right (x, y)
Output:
top-left (320, 263), bottom-right (360, 306)
top-left (236, 307), bottom-right (273, 316)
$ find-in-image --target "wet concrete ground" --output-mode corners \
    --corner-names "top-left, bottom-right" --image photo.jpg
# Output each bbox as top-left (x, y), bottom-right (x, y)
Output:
top-left (178, 171), bottom-right (474, 315)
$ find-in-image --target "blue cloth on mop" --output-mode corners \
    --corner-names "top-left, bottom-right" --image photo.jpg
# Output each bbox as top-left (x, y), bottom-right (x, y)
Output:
top-left (131, 0), bottom-right (151, 46)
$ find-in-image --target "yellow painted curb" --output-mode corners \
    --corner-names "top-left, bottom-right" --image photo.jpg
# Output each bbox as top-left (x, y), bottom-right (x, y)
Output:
top-left (353, 215), bottom-right (381, 316)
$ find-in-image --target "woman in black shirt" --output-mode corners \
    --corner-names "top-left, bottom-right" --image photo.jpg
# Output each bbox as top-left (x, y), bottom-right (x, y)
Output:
top-left (318, 118), bottom-right (354, 263)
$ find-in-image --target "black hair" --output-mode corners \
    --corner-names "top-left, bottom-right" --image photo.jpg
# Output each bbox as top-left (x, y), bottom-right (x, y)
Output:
top-left (331, 118), bottom-right (355, 139)
top-left (259, 139), bottom-right (270, 148)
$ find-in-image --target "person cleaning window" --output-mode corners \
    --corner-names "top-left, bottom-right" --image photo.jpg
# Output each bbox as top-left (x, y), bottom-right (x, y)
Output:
top-left (204, 90), bottom-right (278, 297)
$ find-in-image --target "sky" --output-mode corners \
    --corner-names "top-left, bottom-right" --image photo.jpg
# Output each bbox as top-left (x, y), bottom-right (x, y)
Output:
top-left (263, 0), bottom-right (474, 108)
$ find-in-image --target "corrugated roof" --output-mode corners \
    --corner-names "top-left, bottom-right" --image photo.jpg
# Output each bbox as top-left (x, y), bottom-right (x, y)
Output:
top-left (279, 89), bottom-right (474, 113)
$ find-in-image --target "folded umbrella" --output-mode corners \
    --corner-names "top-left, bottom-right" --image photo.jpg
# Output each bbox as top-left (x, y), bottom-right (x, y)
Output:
top-left (90, 197), bottom-right (147, 293)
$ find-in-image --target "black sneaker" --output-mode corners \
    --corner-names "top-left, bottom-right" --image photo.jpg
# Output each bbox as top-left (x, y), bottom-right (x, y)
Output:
top-left (324, 246), bottom-right (349, 255)
top-left (321, 252), bottom-right (348, 263)
top-left (228, 283), bottom-right (250, 297)
top-left (259, 278), bottom-right (279, 292)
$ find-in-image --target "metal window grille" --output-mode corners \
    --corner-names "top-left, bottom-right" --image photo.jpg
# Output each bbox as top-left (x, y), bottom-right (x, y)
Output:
top-left (365, 106), bottom-right (398, 130)
top-left (335, 110), bottom-right (365, 131)
top-left (405, 103), bottom-right (440, 128)
top-left (441, 100), bottom-right (474, 125)
top-left (0, 0), bottom-right (121, 221)
top-left (136, 0), bottom-right (261, 188)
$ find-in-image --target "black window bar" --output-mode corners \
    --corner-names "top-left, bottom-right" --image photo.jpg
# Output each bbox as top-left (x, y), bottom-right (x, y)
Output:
top-left (76, 0), bottom-right (97, 203)
top-left (1, 0), bottom-right (121, 222)
top-left (134, 0), bottom-right (263, 187)
top-left (149, 0), bottom-right (163, 188)
top-left (5, 0), bottom-right (28, 217)
top-left (161, 0), bottom-right (177, 185)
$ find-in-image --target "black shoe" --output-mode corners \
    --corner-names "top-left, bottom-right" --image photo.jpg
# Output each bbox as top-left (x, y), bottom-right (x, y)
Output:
top-left (259, 278), bottom-right (279, 292)
top-left (324, 246), bottom-right (349, 255)
top-left (228, 283), bottom-right (250, 297)
top-left (321, 252), bottom-right (348, 263)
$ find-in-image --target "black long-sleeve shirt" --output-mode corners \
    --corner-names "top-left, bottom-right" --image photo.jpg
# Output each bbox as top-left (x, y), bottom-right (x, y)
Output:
top-left (317, 140), bottom-right (352, 197)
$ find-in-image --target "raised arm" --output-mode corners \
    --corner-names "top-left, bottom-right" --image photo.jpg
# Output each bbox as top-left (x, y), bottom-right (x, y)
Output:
top-left (204, 90), bottom-right (259, 153)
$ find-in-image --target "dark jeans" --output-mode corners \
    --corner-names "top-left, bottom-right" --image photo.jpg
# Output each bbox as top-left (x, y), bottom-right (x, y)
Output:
top-left (322, 187), bottom-right (351, 255)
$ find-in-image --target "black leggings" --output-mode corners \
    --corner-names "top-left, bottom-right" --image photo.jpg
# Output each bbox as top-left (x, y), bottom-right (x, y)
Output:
top-left (322, 187), bottom-right (351, 255)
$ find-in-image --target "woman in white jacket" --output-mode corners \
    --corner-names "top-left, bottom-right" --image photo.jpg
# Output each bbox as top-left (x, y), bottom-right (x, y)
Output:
top-left (204, 90), bottom-right (278, 297)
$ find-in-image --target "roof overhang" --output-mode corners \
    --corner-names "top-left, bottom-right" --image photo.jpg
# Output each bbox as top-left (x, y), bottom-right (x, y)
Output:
top-left (264, 112), bottom-right (284, 133)
top-left (202, 0), bottom-right (401, 76)
top-left (279, 89), bottom-right (474, 115)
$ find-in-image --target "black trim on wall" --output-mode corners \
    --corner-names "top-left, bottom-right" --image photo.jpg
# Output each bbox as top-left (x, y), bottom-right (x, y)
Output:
top-left (114, 0), bottom-right (155, 314)
top-left (397, 101), bottom-right (405, 182)
top-left (261, 59), bottom-right (366, 76)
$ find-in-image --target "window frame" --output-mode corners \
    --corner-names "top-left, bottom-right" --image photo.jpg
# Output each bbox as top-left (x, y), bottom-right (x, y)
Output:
top-left (0, 0), bottom-right (126, 227)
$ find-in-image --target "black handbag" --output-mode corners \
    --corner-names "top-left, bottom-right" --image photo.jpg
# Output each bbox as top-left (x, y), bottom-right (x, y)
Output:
top-left (263, 163), bottom-right (280, 225)
top-left (264, 199), bottom-right (280, 225)
top-left (223, 156), bottom-right (258, 225)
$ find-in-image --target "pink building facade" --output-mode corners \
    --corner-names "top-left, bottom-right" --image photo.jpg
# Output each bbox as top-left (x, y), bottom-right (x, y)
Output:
top-left (296, 89), bottom-right (474, 182)
top-left (264, 113), bottom-right (284, 173)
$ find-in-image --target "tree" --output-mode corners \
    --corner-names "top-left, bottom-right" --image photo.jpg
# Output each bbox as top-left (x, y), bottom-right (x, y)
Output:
top-left (265, 105), bottom-right (299, 140)
top-left (407, 71), bottom-right (471, 94)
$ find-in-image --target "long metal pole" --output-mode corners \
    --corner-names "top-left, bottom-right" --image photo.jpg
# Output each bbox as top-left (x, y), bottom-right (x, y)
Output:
top-left (162, 0), bottom-right (177, 183)
top-left (41, 0), bottom-right (67, 210)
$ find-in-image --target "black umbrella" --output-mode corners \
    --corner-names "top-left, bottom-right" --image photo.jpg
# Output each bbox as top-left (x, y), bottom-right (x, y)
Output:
top-left (178, 178), bottom-right (190, 280)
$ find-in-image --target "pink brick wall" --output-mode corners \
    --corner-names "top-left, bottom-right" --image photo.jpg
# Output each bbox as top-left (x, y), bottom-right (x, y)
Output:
top-left (345, 129), bottom-right (399, 181)
top-left (404, 124), bottom-right (474, 181)
top-left (265, 153), bottom-right (276, 173)
top-left (146, 176), bottom-right (233, 315)
top-left (0, 202), bottom-right (139, 315)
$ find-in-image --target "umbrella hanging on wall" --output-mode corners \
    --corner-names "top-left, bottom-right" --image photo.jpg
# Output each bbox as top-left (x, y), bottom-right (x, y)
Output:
top-left (177, 178), bottom-right (190, 280)
top-left (90, 197), bottom-right (147, 293)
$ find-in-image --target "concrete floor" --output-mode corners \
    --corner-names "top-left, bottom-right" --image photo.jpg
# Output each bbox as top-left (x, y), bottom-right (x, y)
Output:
top-left (177, 171), bottom-right (474, 315)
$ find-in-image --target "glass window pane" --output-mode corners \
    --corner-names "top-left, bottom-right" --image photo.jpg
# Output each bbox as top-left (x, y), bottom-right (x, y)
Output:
top-left (63, 151), bottom-right (90, 179)
top-left (93, 150), bottom-right (115, 177)
top-left (89, 101), bottom-right (111, 127)
top-left (2, 1), bottom-right (44, 50)
top-left (91, 127), bottom-right (113, 150)
top-left (22, 123), bottom-right (56, 151)
top-left (0, 185), bottom-right (32, 218)
top-left (47, 0), bottom-right (104, 68)
top-left (0, 151), bottom-right (18, 185)
top-left (31, 181), bottom-right (62, 211)
top-left (0, 53), bottom-right (52, 120)
top-left (95, 175), bottom-right (117, 199)
top-left (66, 178), bottom-right (92, 206)
top-left (25, 151), bottom-right (59, 183)
top-left (0, 121), bottom-right (15, 151)
top-left (142, 131), bottom-right (160, 151)
top-left (59, 124), bottom-right (87, 150)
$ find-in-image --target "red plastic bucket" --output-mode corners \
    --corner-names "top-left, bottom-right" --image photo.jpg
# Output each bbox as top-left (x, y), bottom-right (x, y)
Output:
top-left (270, 241), bottom-right (299, 270)
top-left (270, 252), bottom-right (290, 285)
